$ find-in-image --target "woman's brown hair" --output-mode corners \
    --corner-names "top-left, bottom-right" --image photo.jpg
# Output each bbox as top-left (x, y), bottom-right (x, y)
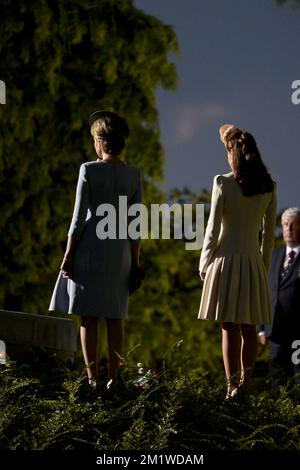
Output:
top-left (225, 127), bottom-right (274, 197)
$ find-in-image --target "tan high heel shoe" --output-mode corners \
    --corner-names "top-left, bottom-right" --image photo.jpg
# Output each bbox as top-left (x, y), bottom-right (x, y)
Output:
top-left (88, 377), bottom-right (98, 390)
top-left (225, 387), bottom-right (238, 400)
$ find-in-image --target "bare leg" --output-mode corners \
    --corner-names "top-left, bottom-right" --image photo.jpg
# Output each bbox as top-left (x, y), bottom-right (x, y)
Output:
top-left (240, 324), bottom-right (257, 387)
top-left (222, 322), bottom-right (241, 394)
top-left (80, 316), bottom-right (99, 384)
top-left (106, 318), bottom-right (124, 382)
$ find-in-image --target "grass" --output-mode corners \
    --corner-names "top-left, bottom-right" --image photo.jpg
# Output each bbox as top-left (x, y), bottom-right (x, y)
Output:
top-left (1, 347), bottom-right (300, 451)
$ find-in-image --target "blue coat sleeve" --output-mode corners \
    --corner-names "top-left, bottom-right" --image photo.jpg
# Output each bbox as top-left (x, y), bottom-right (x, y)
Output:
top-left (67, 164), bottom-right (89, 240)
top-left (128, 169), bottom-right (143, 245)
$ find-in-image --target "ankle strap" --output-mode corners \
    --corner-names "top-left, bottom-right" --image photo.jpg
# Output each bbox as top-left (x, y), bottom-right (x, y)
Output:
top-left (85, 361), bottom-right (94, 369)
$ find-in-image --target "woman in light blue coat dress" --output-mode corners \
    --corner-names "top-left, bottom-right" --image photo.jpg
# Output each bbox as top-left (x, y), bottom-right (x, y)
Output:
top-left (198, 124), bottom-right (276, 399)
top-left (49, 111), bottom-right (142, 389)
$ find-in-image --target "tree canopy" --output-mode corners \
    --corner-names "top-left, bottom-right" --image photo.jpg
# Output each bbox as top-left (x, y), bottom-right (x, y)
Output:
top-left (0, 1), bottom-right (286, 372)
top-left (0, 0), bottom-right (218, 369)
top-left (276, 0), bottom-right (300, 6)
top-left (0, 0), bottom-right (178, 309)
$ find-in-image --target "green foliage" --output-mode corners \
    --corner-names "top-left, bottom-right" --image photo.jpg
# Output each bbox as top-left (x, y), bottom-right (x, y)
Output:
top-left (1, 352), bottom-right (300, 451)
top-left (0, 0), bottom-right (290, 382)
top-left (0, 0), bottom-right (219, 377)
top-left (0, 0), bottom-right (178, 312)
top-left (276, 0), bottom-right (300, 7)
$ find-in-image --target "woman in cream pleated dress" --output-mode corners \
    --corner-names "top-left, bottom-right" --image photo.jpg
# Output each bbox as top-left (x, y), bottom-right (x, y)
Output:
top-left (198, 124), bottom-right (276, 399)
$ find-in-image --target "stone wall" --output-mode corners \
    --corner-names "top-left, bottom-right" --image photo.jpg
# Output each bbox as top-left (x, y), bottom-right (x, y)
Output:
top-left (0, 309), bottom-right (77, 363)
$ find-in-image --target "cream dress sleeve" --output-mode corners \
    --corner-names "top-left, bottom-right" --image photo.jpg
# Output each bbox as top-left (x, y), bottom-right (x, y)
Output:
top-left (199, 175), bottom-right (224, 275)
top-left (260, 184), bottom-right (277, 272)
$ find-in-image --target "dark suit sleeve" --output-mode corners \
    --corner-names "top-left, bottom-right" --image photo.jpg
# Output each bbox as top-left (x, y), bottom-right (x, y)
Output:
top-left (68, 164), bottom-right (89, 240)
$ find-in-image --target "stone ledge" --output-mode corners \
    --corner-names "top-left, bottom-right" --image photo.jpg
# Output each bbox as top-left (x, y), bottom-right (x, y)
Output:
top-left (0, 309), bottom-right (77, 357)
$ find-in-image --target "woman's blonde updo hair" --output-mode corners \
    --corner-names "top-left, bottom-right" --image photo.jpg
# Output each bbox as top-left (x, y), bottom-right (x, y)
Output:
top-left (90, 111), bottom-right (129, 156)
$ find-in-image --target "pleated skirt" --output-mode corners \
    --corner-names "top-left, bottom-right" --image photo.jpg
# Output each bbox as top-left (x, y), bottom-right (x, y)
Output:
top-left (198, 253), bottom-right (272, 325)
